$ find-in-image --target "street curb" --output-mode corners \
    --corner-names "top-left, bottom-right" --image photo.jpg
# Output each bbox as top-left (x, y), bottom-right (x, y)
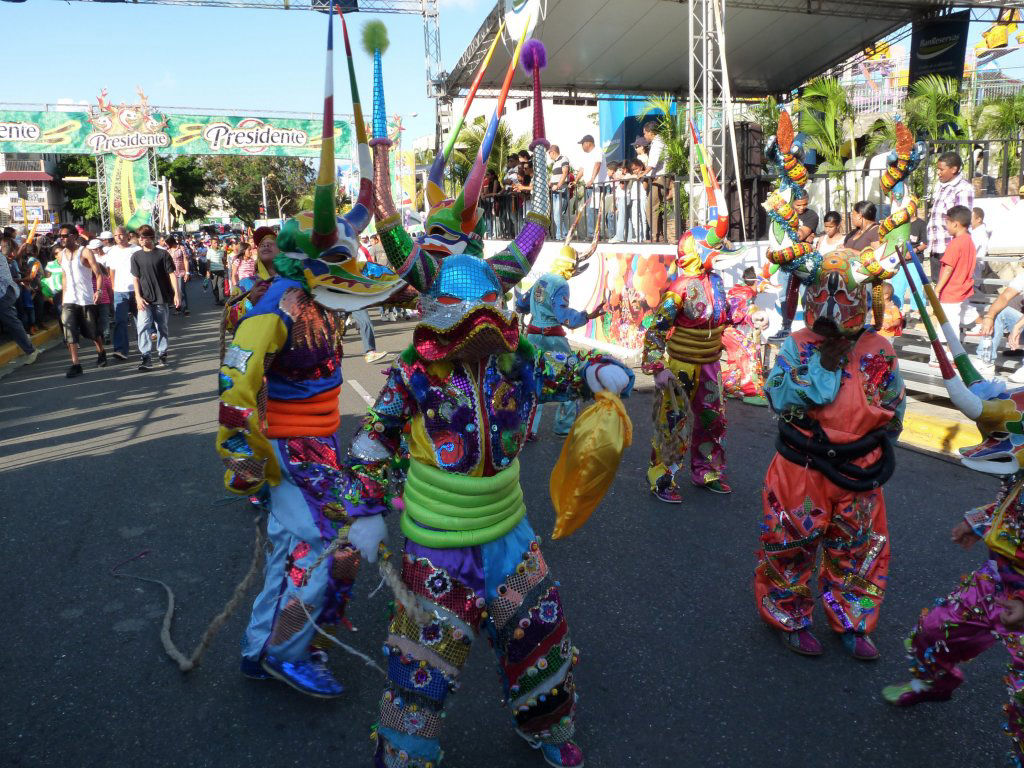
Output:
top-left (0, 325), bottom-right (61, 366)
top-left (897, 407), bottom-right (981, 461)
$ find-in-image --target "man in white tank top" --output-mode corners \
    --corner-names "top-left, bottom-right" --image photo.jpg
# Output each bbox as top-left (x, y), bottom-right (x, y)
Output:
top-left (55, 225), bottom-right (106, 378)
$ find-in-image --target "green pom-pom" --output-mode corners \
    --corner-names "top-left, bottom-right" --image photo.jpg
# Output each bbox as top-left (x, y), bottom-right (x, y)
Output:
top-left (361, 20), bottom-right (389, 56)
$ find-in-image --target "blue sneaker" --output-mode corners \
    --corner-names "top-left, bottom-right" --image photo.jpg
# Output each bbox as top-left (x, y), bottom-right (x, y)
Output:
top-left (260, 654), bottom-right (344, 698)
top-left (240, 656), bottom-right (271, 680)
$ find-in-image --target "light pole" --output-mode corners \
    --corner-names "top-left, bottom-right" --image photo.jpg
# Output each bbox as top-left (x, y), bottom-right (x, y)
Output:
top-left (261, 175), bottom-right (269, 223)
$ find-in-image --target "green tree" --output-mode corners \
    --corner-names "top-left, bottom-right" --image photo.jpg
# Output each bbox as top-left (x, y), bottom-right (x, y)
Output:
top-left (448, 116), bottom-right (529, 193)
top-left (979, 91), bottom-right (1024, 176)
top-left (748, 95), bottom-right (781, 143)
top-left (56, 155), bottom-right (101, 223)
top-left (797, 76), bottom-right (858, 202)
top-left (905, 74), bottom-right (963, 142)
top-left (200, 156), bottom-right (314, 225)
top-left (156, 155), bottom-right (207, 222)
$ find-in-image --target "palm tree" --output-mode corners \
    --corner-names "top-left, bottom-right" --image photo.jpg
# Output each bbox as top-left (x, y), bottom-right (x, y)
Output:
top-left (978, 91), bottom-right (1024, 180)
top-left (748, 95), bottom-right (781, 141)
top-left (905, 74), bottom-right (963, 142)
top-left (446, 116), bottom-right (529, 195)
top-left (798, 76), bottom-right (857, 200)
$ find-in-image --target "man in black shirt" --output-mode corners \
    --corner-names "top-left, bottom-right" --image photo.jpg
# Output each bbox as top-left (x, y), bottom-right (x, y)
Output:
top-left (130, 224), bottom-right (181, 371)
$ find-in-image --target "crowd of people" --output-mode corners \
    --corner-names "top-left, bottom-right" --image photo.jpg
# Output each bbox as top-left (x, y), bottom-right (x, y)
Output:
top-left (481, 121), bottom-right (671, 244)
top-left (0, 223), bottom-right (305, 376)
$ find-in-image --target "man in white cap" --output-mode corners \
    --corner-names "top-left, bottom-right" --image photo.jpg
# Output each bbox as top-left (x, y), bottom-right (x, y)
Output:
top-left (100, 226), bottom-right (140, 361)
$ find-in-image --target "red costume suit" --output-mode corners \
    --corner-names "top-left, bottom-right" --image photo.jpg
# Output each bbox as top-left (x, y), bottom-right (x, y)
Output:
top-left (754, 249), bottom-right (905, 660)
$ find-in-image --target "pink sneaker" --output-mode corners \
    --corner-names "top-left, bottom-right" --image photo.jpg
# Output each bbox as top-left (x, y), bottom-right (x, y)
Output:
top-left (882, 680), bottom-right (953, 706)
top-left (518, 731), bottom-right (584, 768)
top-left (781, 628), bottom-right (824, 656)
top-left (842, 633), bottom-right (879, 660)
top-left (652, 486), bottom-right (683, 504)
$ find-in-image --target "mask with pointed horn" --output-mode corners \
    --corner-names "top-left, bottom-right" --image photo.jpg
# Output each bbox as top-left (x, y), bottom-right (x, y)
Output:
top-left (274, 8), bottom-right (402, 311)
top-left (677, 119), bottom-right (742, 276)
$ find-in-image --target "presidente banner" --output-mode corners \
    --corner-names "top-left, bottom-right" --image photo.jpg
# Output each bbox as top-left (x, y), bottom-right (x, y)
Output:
top-left (0, 91), bottom-right (354, 159)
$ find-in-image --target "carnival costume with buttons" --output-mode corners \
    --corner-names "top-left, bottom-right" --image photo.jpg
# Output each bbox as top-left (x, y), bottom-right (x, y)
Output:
top-left (720, 280), bottom-right (766, 401)
top-left (216, 12), bottom-right (401, 681)
top-left (641, 123), bottom-right (744, 497)
top-left (352, 33), bottom-right (633, 768)
top-left (880, 176), bottom-right (1024, 763)
top-left (754, 116), bottom-right (911, 645)
top-left (515, 227), bottom-right (599, 437)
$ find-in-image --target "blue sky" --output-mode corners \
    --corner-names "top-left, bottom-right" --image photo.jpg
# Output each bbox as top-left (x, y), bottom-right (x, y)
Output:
top-left (0, 1), bottom-right (1019, 145)
top-left (0, 0), bottom-right (492, 142)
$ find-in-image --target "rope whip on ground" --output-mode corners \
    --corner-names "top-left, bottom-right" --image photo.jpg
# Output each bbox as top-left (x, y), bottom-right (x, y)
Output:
top-left (110, 509), bottom-right (267, 673)
top-left (112, 499), bottom-right (433, 675)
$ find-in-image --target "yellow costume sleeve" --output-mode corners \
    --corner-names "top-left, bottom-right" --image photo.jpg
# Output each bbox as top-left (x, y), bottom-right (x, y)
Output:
top-left (217, 313), bottom-right (288, 494)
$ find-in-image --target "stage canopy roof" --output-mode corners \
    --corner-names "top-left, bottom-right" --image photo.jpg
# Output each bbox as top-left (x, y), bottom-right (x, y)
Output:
top-left (445, 1), bottom-right (1007, 99)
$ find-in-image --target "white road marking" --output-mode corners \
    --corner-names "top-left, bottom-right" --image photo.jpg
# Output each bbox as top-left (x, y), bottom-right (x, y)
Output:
top-left (348, 378), bottom-right (375, 406)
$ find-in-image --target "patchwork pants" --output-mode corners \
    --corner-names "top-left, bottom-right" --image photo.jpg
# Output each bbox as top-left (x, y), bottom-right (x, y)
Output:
top-left (242, 436), bottom-right (360, 663)
top-left (906, 559), bottom-right (1024, 764)
top-left (755, 456), bottom-right (889, 635)
top-left (374, 518), bottom-right (578, 768)
top-left (648, 358), bottom-right (727, 492)
top-left (527, 333), bottom-right (579, 437)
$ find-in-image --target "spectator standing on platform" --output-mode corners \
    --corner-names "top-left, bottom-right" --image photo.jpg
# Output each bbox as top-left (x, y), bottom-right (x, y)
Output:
top-left (972, 206), bottom-right (990, 280)
top-left (610, 162), bottom-right (628, 243)
top-left (927, 151), bottom-right (974, 281)
top-left (625, 157), bottom-right (648, 242)
top-left (931, 205), bottom-right (976, 368)
top-left (548, 144), bottom-right (571, 240)
top-left (577, 134), bottom-right (607, 239)
top-left (56, 225), bottom-right (106, 377)
top-left (131, 225), bottom-right (181, 371)
top-left (843, 201), bottom-right (881, 251)
top-left (0, 236), bottom-right (38, 365)
top-left (205, 239), bottom-right (226, 305)
top-left (166, 236), bottom-right (191, 316)
top-left (102, 226), bottom-right (140, 361)
top-left (815, 211), bottom-right (844, 254)
top-left (793, 196), bottom-right (819, 244)
top-left (642, 120), bottom-right (667, 242)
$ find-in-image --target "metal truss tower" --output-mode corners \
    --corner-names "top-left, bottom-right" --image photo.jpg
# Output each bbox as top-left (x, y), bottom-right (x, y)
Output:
top-left (94, 155), bottom-right (109, 233)
top-left (687, 0), bottom-right (726, 228)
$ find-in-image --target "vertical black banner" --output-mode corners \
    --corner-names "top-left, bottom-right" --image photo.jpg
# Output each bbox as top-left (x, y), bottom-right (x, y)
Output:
top-left (908, 9), bottom-right (971, 87)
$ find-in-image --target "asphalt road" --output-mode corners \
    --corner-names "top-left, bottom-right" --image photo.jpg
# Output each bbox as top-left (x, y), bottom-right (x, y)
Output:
top-left (0, 295), bottom-right (1008, 768)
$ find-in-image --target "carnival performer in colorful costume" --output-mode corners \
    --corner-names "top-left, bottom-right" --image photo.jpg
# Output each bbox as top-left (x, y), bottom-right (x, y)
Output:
top-left (720, 270), bottom-right (768, 404)
top-left (754, 247), bottom-right (905, 659)
top-left (346, 31), bottom-right (633, 768)
top-left (216, 11), bottom-right (403, 698)
top-left (515, 222), bottom-right (602, 439)
top-left (881, 199), bottom-right (1024, 764)
top-left (642, 122), bottom-right (746, 503)
top-left (754, 120), bottom-right (920, 660)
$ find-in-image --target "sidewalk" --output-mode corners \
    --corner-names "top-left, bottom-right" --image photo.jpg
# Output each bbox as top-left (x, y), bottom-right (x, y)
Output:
top-left (0, 324), bottom-right (62, 375)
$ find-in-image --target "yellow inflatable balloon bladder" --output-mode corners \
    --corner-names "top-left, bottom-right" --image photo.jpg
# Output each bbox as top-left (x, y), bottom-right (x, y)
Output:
top-left (549, 391), bottom-right (633, 539)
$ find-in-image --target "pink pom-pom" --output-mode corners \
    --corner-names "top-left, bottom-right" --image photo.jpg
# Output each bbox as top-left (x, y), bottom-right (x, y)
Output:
top-left (521, 39), bottom-right (547, 74)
